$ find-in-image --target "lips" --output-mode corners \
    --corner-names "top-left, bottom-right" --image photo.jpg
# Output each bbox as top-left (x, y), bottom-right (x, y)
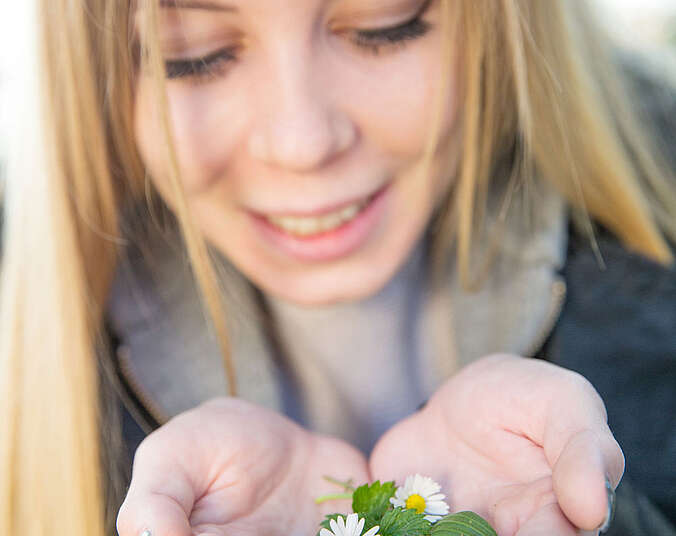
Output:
top-left (253, 185), bottom-right (386, 219)
top-left (264, 197), bottom-right (372, 236)
top-left (248, 181), bottom-right (391, 262)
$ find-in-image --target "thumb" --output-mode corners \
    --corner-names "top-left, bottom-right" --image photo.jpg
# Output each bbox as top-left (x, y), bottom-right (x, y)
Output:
top-left (116, 492), bottom-right (193, 536)
top-left (551, 427), bottom-right (621, 532)
top-left (531, 368), bottom-right (623, 532)
top-left (116, 437), bottom-right (197, 536)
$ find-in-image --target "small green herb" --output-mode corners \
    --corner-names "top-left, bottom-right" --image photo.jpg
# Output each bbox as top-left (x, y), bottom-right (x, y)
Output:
top-left (315, 475), bottom-right (497, 536)
top-left (352, 480), bottom-right (397, 520)
top-left (430, 511), bottom-right (497, 536)
top-left (378, 507), bottom-right (431, 536)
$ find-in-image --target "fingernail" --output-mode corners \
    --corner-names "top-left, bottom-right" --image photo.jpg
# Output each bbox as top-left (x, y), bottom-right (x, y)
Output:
top-left (597, 477), bottom-right (616, 534)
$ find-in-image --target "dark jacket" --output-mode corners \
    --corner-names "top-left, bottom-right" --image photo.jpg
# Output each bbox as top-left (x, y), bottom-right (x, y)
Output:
top-left (541, 228), bottom-right (676, 535)
top-left (539, 51), bottom-right (676, 534)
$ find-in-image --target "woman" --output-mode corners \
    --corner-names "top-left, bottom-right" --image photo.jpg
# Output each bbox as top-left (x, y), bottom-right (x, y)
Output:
top-left (0, 0), bottom-right (674, 534)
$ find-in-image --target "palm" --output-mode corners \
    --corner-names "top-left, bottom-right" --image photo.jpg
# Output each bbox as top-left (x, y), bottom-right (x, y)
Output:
top-left (369, 355), bottom-right (621, 535)
top-left (119, 356), bottom-right (622, 536)
top-left (118, 398), bottom-right (370, 536)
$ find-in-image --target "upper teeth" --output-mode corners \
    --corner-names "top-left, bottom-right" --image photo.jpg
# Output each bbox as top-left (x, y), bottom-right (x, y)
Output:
top-left (266, 198), bottom-right (369, 236)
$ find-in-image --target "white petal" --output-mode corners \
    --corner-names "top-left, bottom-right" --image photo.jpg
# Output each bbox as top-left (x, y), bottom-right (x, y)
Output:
top-left (418, 477), bottom-right (440, 496)
top-left (356, 517), bottom-right (366, 536)
top-left (390, 497), bottom-right (405, 508)
top-left (329, 518), bottom-right (341, 535)
top-left (345, 513), bottom-right (359, 536)
top-left (424, 514), bottom-right (443, 523)
top-left (320, 529), bottom-right (335, 536)
top-left (362, 526), bottom-right (380, 536)
top-left (425, 502), bottom-right (450, 515)
top-left (426, 493), bottom-right (446, 502)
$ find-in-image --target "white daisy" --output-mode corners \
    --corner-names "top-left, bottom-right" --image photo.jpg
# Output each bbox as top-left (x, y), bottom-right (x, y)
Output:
top-left (319, 513), bottom-right (380, 536)
top-left (389, 474), bottom-right (450, 523)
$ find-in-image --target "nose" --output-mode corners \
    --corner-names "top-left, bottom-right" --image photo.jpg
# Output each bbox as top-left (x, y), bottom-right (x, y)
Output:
top-left (247, 50), bottom-right (356, 172)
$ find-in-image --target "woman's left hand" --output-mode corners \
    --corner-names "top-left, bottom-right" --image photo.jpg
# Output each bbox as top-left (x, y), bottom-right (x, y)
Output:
top-left (369, 354), bottom-right (624, 536)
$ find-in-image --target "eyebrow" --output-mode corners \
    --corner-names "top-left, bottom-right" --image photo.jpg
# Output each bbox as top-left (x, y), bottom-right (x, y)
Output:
top-left (159, 0), bottom-right (238, 12)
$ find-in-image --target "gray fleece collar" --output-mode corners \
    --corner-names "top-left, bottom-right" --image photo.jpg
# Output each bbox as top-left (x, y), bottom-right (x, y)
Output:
top-left (106, 179), bottom-right (567, 424)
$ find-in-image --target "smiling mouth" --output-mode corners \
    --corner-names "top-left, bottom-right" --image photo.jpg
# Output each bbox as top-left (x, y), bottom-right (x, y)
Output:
top-left (255, 185), bottom-right (386, 237)
top-left (249, 180), bottom-right (391, 262)
top-left (264, 196), bottom-right (374, 235)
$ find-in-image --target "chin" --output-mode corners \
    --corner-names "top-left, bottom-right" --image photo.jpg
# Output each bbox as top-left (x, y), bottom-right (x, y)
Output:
top-left (260, 263), bottom-right (398, 307)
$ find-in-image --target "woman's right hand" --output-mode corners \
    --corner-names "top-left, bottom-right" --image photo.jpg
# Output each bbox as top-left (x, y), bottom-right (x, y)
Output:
top-left (116, 398), bottom-right (370, 536)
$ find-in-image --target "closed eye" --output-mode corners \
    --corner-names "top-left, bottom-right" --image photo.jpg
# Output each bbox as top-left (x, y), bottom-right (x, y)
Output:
top-left (163, 0), bottom-right (434, 81)
top-left (164, 47), bottom-right (237, 79)
top-left (351, 0), bottom-right (433, 55)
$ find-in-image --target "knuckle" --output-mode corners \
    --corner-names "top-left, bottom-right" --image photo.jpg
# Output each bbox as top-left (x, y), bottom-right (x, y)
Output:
top-left (555, 368), bottom-right (609, 423)
top-left (133, 432), bottom-right (162, 463)
top-left (562, 368), bottom-right (592, 392)
top-left (558, 367), bottom-right (597, 397)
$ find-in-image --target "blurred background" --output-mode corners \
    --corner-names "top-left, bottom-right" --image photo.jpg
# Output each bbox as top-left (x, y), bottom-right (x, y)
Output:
top-left (596, 0), bottom-right (676, 47)
top-left (1, 1), bottom-right (676, 174)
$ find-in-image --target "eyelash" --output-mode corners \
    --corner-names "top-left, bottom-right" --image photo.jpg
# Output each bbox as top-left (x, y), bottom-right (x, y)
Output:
top-left (164, 9), bottom-right (432, 82)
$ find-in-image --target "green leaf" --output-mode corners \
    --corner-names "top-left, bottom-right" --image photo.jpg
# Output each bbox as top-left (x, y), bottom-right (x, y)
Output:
top-left (378, 507), bottom-right (432, 536)
top-left (430, 511), bottom-right (497, 536)
top-left (352, 480), bottom-right (397, 520)
top-left (317, 514), bottom-right (343, 536)
top-left (359, 512), bottom-right (383, 534)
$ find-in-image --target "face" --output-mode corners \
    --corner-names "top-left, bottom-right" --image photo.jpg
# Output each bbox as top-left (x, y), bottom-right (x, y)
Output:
top-left (133, 0), bottom-right (461, 306)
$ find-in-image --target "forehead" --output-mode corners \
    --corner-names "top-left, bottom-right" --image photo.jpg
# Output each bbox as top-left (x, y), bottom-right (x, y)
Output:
top-left (153, 0), bottom-right (420, 17)
top-left (137, 0), bottom-right (432, 42)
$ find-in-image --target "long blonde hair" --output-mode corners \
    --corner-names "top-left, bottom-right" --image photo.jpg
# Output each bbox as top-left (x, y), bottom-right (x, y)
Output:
top-left (1, 0), bottom-right (675, 534)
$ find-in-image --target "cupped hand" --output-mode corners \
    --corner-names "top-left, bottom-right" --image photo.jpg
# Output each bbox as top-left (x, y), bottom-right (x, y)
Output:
top-left (369, 354), bottom-right (625, 536)
top-left (116, 397), bottom-right (369, 536)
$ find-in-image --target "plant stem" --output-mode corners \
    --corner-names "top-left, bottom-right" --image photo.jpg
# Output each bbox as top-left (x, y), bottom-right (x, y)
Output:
top-left (314, 492), bottom-right (354, 504)
top-left (322, 475), bottom-right (356, 492)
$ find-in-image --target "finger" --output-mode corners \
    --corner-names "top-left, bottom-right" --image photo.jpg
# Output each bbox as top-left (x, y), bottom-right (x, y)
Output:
top-left (116, 434), bottom-right (197, 536)
top-left (488, 477), bottom-right (555, 536)
top-left (307, 433), bottom-right (372, 519)
top-left (190, 526), bottom-right (226, 536)
top-left (454, 356), bottom-right (624, 531)
top-left (536, 369), bottom-right (623, 531)
top-left (515, 502), bottom-right (578, 536)
top-left (117, 490), bottom-right (193, 536)
top-left (551, 427), bottom-right (621, 531)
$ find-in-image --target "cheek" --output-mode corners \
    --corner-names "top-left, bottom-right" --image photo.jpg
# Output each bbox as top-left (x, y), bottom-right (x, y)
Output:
top-left (133, 80), bottom-right (245, 196)
top-left (347, 46), bottom-right (458, 159)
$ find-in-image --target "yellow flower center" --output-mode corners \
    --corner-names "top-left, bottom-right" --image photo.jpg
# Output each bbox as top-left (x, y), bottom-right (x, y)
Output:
top-left (405, 494), bottom-right (426, 514)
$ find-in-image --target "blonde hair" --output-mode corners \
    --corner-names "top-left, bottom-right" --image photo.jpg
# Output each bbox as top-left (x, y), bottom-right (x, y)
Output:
top-left (1, 0), bottom-right (675, 534)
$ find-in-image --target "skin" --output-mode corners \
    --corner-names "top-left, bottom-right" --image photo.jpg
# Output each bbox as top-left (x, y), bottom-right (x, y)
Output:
top-left (133, 0), bottom-right (460, 306)
top-left (125, 2), bottom-right (624, 534)
top-left (116, 355), bottom-right (624, 536)
top-left (116, 397), bottom-right (372, 536)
